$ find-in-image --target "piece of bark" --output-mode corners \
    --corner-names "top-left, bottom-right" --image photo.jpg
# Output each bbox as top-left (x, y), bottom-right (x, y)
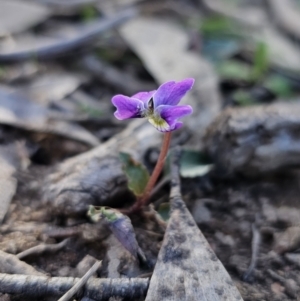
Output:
top-left (0, 165), bottom-right (16, 225)
top-left (145, 149), bottom-right (243, 301)
top-left (44, 119), bottom-right (161, 216)
top-left (0, 250), bottom-right (44, 276)
top-left (204, 101), bottom-right (300, 175)
top-left (0, 143), bottom-right (30, 224)
top-left (0, 273), bottom-right (149, 300)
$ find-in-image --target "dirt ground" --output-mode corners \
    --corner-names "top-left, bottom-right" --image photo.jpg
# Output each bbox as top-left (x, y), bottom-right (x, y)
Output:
top-left (184, 174), bottom-right (300, 301)
top-left (1, 161), bottom-right (300, 300)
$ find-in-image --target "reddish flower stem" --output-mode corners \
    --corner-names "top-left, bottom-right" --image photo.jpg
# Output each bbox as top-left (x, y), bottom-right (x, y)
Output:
top-left (128, 132), bottom-right (172, 213)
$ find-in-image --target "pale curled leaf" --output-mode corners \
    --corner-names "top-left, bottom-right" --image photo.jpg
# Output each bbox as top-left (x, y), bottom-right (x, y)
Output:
top-left (264, 75), bottom-right (294, 98)
top-left (88, 206), bottom-right (141, 259)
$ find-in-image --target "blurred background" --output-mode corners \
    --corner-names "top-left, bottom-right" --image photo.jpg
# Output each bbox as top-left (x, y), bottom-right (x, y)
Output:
top-left (1, 0), bottom-right (300, 161)
top-left (1, 0), bottom-right (300, 163)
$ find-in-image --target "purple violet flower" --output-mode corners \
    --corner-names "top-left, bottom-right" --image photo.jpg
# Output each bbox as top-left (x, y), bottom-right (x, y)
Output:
top-left (111, 78), bottom-right (194, 132)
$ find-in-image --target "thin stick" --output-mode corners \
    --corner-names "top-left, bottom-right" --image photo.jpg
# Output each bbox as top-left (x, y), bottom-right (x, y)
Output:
top-left (129, 132), bottom-right (172, 213)
top-left (17, 239), bottom-right (69, 259)
top-left (0, 273), bottom-right (149, 300)
top-left (58, 261), bottom-right (102, 301)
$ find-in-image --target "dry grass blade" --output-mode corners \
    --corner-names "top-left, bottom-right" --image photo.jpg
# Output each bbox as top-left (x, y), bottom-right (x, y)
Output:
top-left (145, 148), bottom-right (243, 300)
top-left (243, 223), bottom-right (261, 281)
top-left (58, 260), bottom-right (102, 301)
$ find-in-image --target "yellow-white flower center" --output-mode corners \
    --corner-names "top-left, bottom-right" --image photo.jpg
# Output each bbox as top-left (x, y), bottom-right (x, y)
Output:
top-left (143, 98), bottom-right (169, 131)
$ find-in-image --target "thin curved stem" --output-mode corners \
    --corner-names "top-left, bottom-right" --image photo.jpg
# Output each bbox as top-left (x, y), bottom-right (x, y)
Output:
top-left (129, 132), bottom-right (172, 213)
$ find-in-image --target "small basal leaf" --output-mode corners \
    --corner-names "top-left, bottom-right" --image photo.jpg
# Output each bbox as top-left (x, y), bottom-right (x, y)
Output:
top-left (81, 5), bottom-right (98, 21)
top-left (119, 152), bottom-right (149, 197)
top-left (202, 38), bottom-right (241, 62)
top-left (157, 202), bottom-right (170, 221)
top-left (180, 150), bottom-right (213, 178)
top-left (232, 90), bottom-right (256, 106)
top-left (264, 75), bottom-right (294, 98)
top-left (251, 41), bottom-right (269, 81)
top-left (217, 60), bottom-right (253, 82)
top-left (201, 16), bottom-right (235, 36)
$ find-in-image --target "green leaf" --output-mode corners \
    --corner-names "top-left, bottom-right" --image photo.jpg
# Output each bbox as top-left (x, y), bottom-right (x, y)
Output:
top-left (180, 150), bottom-right (213, 178)
top-left (251, 41), bottom-right (269, 81)
top-left (232, 90), bottom-right (256, 106)
top-left (81, 5), bottom-right (98, 21)
top-left (78, 103), bottom-right (103, 118)
top-left (201, 16), bottom-right (234, 36)
top-left (264, 75), bottom-right (294, 98)
top-left (119, 152), bottom-right (149, 197)
top-left (87, 205), bottom-right (101, 223)
top-left (157, 202), bottom-right (170, 221)
top-left (217, 60), bottom-right (253, 81)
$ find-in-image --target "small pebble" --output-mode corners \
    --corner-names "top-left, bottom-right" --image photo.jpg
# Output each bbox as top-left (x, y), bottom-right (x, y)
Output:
top-left (284, 278), bottom-right (298, 298)
top-left (192, 199), bottom-right (211, 224)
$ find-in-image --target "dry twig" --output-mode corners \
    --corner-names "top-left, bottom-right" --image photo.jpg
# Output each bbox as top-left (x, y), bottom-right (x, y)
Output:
top-left (17, 238), bottom-right (69, 259)
top-left (0, 250), bottom-right (44, 276)
top-left (0, 273), bottom-right (148, 300)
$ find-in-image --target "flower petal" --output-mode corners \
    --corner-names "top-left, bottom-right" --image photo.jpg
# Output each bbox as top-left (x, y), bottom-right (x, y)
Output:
top-left (153, 78), bottom-right (195, 107)
top-left (112, 95), bottom-right (145, 120)
top-left (173, 122), bottom-right (183, 130)
top-left (156, 104), bottom-right (193, 131)
top-left (131, 91), bottom-right (156, 103)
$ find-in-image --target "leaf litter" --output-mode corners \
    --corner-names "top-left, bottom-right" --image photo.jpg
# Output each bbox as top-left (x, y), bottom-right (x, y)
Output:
top-left (2, 0), bottom-right (300, 300)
